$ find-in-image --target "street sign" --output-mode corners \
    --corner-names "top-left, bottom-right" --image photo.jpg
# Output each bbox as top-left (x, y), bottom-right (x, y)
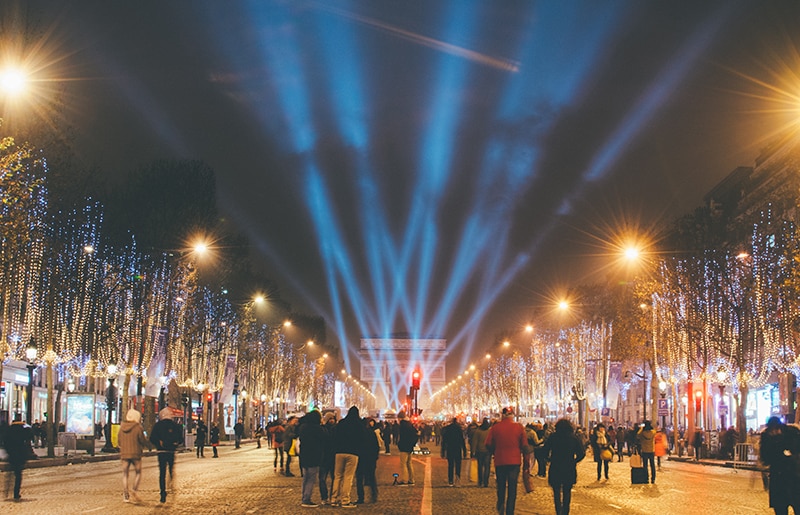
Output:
top-left (657, 398), bottom-right (669, 416)
top-left (718, 403), bottom-right (728, 416)
top-left (601, 407), bottom-right (610, 417)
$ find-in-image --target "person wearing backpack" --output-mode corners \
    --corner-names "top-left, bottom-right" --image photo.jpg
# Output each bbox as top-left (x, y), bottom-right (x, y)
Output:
top-left (150, 408), bottom-right (182, 503)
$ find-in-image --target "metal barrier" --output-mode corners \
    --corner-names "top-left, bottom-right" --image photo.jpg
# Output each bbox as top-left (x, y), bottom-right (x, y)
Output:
top-left (732, 443), bottom-right (755, 472)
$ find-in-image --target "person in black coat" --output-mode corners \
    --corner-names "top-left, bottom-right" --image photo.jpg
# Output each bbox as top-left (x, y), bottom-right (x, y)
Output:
top-left (195, 420), bottom-right (207, 458)
top-left (331, 406), bottom-right (366, 507)
top-left (759, 417), bottom-right (800, 515)
top-left (3, 414), bottom-right (34, 501)
top-left (543, 418), bottom-right (585, 515)
top-left (356, 418), bottom-right (380, 504)
top-left (298, 410), bottom-right (326, 507)
top-left (441, 417), bottom-right (467, 486)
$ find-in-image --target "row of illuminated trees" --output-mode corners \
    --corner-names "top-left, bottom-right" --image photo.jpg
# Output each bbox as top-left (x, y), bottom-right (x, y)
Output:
top-left (433, 208), bottom-right (800, 442)
top-left (0, 132), bottom-right (370, 455)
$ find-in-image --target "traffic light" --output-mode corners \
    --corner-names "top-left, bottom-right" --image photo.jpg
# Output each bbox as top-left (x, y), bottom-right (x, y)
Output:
top-left (206, 392), bottom-right (213, 403)
top-left (181, 394), bottom-right (189, 407)
top-left (411, 369), bottom-right (421, 390)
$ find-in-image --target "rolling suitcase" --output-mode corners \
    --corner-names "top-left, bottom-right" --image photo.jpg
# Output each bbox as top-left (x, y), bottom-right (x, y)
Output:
top-left (630, 465), bottom-right (648, 484)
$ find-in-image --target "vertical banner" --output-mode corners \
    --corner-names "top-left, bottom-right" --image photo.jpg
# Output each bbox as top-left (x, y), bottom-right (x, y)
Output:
top-left (779, 372), bottom-right (791, 414)
top-left (585, 361), bottom-right (598, 407)
top-left (606, 361), bottom-right (623, 410)
top-left (219, 355), bottom-right (237, 405)
top-left (144, 328), bottom-right (167, 397)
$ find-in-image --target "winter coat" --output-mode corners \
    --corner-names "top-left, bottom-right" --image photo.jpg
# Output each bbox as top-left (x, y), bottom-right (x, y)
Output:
top-left (397, 419), bottom-right (419, 453)
top-left (485, 417), bottom-right (527, 467)
top-left (298, 411), bottom-right (326, 468)
top-left (334, 406), bottom-right (366, 456)
top-left (637, 427), bottom-right (656, 453)
top-left (543, 429), bottom-right (586, 487)
top-left (119, 420), bottom-right (149, 460)
top-left (441, 422), bottom-right (467, 459)
top-left (195, 422), bottom-right (208, 446)
top-left (760, 423), bottom-right (800, 510)
top-left (3, 421), bottom-right (33, 466)
top-left (470, 424), bottom-right (491, 456)
top-left (590, 428), bottom-right (611, 463)
top-left (150, 419), bottom-right (182, 452)
top-left (210, 425), bottom-right (220, 445)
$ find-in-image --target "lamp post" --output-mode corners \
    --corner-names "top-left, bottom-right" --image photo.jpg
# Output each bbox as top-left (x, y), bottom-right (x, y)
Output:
top-left (25, 339), bottom-right (37, 425)
top-left (195, 383), bottom-right (205, 426)
top-left (233, 378), bottom-right (239, 426)
top-left (240, 389), bottom-right (248, 436)
top-left (658, 380), bottom-right (667, 431)
top-left (717, 371), bottom-right (727, 429)
top-left (101, 364), bottom-right (118, 452)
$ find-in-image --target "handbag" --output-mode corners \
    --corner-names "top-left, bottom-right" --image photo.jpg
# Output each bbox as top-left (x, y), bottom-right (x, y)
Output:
top-left (600, 448), bottom-right (613, 461)
top-left (288, 438), bottom-right (297, 456)
top-left (469, 458), bottom-right (478, 482)
top-left (629, 451), bottom-right (643, 468)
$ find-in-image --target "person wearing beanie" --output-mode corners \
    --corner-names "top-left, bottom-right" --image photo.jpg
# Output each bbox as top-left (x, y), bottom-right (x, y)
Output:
top-left (150, 407), bottom-right (182, 503)
top-left (119, 409), bottom-right (150, 503)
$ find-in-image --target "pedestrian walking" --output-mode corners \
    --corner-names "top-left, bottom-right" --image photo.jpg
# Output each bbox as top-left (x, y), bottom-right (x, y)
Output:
top-left (284, 416), bottom-right (299, 476)
top-left (210, 421), bottom-right (221, 458)
top-left (356, 417), bottom-right (380, 504)
top-left (195, 420), bottom-right (208, 458)
top-left (543, 418), bottom-right (586, 515)
top-left (590, 423), bottom-right (612, 481)
top-left (381, 420), bottom-right (392, 454)
top-left (234, 417), bottom-right (244, 448)
top-left (485, 407), bottom-right (529, 515)
top-left (470, 417), bottom-right (492, 487)
top-left (637, 420), bottom-right (656, 484)
top-left (150, 407), bottom-right (182, 503)
top-left (319, 412), bottom-right (337, 505)
top-left (396, 411), bottom-right (419, 486)
top-left (692, 427), bottom-right (704, 461)
top-left (441, 417), bottom-right (467, 487)
top-left (270, 419), bottom-right (285, 471)
top-left (614, 425), bottom-right (626, 462)
top-left (119, 409), bottom-right (150, 503)
top-left (331, 406), bottom-right (365, 508)
top-left (759, 416), bottom-right (800, 515)
top-left (654, 427), bottom-right (668, 469)
top-left (2, 413), bottom-right (33, 502)
top-left (255, 425), bottom-right (264, 448)
top-left (534, 422), bottom-right (549, 476)
top-left (298, 410), bottom-right (326, 508)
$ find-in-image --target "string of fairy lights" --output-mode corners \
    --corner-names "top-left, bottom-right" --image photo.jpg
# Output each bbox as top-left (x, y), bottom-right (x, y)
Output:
top-left (0, 146), bottom-right (375, 413)
top-left (432, 210), bottom-right (800, 418)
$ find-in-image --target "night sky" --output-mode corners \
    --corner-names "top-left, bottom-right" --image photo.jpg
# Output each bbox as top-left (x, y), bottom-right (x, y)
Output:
top-left (3, 1), bottom-right (800, 376)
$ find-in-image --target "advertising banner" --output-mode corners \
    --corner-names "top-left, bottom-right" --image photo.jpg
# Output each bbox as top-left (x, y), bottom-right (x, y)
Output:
top-left (65, 394), bottom-right (95, 436)
top-left (219, 355), bottom-right (237, 405)
top-left (144, 328), bottom-right (167, 397)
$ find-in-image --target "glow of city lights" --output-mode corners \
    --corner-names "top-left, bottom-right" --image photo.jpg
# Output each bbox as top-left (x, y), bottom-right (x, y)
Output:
top-left (284, 320), bottom-right (292, 328)
top-left (624, 247), bottom-right (640, 261)
top-left (0, 67), bottom-right (26, 95)
top-left (253, 295), bottom-right (264, 304)
top-left (525, 324), bottom-right (533, 332)
top-left (558, 300), bottom-right (569, 311)
top-left (83, 245), bottom-right (94, 254)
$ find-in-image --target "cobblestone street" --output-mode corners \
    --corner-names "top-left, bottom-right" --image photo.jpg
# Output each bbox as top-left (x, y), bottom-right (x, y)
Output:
top-left (1, 441), bottom-right (773, 514)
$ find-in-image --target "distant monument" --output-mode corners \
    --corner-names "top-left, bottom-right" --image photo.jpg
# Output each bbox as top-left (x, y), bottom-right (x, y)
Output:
top-left (359, 334), bottom-right (446, 415)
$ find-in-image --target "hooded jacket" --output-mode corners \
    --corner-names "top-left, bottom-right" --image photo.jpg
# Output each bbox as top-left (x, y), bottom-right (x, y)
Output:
top-left (334, 406), bottom-right (366, 456)
top-left (298, 411), bottom-right (326, 468)
top-left (119, 420), bottom-right (149, 460)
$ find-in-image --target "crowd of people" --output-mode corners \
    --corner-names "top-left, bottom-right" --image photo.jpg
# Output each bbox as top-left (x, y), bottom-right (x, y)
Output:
top-left (2, 406), bottom-right (799, 514)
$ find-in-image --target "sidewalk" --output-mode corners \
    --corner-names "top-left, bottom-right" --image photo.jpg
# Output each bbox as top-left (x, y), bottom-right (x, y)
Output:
top-left (667, 454), bottom-right (762, 471)
top-left (1, 438), bottom-right (256, 472)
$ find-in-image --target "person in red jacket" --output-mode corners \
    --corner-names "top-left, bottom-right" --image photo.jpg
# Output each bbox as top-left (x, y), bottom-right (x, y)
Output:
top-left (485, 407), bottom-right (529, 515)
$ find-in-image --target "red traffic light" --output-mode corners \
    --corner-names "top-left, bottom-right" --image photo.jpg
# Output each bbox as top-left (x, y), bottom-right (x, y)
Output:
top-left (411, 369), bottom-right (421, 389)
top-left (206, 393), bottom-right (213, 402)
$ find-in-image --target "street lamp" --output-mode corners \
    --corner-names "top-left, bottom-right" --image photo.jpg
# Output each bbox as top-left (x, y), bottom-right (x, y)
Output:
top-left (25, 339), bottom-right (37, 425)
top-left (101, 364), bottom-right (118, 452)
top-left (717, 370), bottom-right (728, 429)
top-left (233, 378), bottom-right (240, 425)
